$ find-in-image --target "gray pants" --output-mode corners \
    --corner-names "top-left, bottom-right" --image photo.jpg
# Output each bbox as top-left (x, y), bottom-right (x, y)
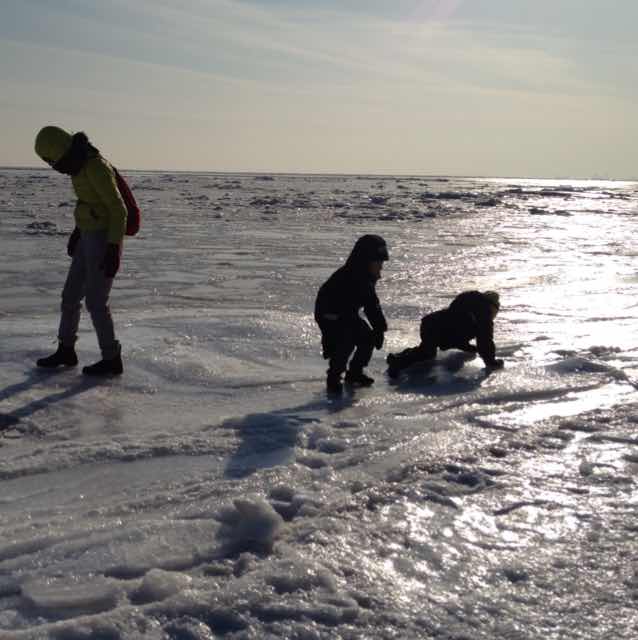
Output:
top-left (58, 230), bottom-right (121, 359)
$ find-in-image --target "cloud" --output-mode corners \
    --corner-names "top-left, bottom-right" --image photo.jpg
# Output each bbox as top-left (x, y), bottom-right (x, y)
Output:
top-left (4, 0), bottom-right (634, 100)
top-left (1, 0), bottom-right (637, 175)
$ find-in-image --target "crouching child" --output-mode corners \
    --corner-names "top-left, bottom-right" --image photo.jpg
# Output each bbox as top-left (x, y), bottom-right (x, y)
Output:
top-left (386, 290), bottom-right (503, 377)
top-left (315, 235), bottom-right (389, 393)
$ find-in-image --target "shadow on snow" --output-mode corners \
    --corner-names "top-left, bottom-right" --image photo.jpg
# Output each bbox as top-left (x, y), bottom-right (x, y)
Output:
top-left (222, 393), bottom-right (354, 479)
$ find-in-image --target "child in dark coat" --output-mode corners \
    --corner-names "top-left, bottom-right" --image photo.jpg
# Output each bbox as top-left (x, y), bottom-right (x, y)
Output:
top-left (315, 235), bottom-right (389, 393)
top-left (386, 290), bottom-right (504, 377)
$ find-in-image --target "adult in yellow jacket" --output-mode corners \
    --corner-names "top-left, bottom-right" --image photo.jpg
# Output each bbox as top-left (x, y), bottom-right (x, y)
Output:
top-left (34, 126), bottom-right (127, 376)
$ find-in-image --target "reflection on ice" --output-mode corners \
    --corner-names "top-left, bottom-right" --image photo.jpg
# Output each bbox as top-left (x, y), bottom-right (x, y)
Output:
top-left (478, 381), bottom-right (634, 430)
top-left (1, 171), bottom-right (638, 637)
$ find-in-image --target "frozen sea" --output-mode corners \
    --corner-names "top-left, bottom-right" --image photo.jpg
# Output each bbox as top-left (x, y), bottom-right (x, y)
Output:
top-left (1, 168), bottom-right (638, 639)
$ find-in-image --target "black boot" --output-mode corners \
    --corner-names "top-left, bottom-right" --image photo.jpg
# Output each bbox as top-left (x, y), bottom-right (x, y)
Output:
top-left (326, 372), bottom-right (343, 394)
top-left (37, 343), bottom-right (78, 368)
top-left (82, 354), bottom-right (123, 377)
top-left (345, 369), bottom-right (374, 387)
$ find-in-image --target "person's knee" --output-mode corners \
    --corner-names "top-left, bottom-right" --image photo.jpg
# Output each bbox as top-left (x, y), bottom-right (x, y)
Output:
top-left (85, 296), bottom-right (109, 315)
top-left (61, 285), bottom-right (82, 306)
top-left (61, 293), bottom-right (81, 307)
top-left (60, 294), bottom-right (82, 313)
top-left (329, 350), bottom-right (351, 374)
top-left (331, 338), bottom-right (355, 360)
top-left (358, 330), bottom-right (374, 352)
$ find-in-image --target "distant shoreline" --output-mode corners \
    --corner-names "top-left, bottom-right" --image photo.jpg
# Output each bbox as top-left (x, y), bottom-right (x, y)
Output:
top-left (0, 166), bottom-right (635, 182)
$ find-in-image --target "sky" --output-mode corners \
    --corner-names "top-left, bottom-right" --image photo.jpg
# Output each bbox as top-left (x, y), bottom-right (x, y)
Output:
top-left (1, 0), bottom-right (637, 177)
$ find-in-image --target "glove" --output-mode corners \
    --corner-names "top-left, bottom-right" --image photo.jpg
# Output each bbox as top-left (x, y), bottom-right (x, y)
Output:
top-left (67, 227), bottom-right (81, 257)
top-left (486, 358), bottom-right (504, 370)
top-left (373, 329), bottom-right (385, 350)
top-left (101, 243), bottom-right (121, 278)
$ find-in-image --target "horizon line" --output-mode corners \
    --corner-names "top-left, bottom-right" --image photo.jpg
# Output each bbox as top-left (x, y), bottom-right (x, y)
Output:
top-left (0, 165), bottom-right (635, 183)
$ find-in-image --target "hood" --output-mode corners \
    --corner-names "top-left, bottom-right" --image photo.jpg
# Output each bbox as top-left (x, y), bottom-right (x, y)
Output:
top-left (345, 234), bottom-right (389, 271)
top-left (482, 291), bottom-right (500, 311)
top-left (35, 129), bottom-right (99, 175)
top-left (35, 126), bottom-right (73, 164)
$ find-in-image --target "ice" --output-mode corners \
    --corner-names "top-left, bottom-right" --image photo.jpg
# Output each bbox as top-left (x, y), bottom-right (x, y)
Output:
top-left (2, 170), bottom-right (638, 638)
top-left (546, 355), bottom-right (626, 380)
top-left (267, 559), bottom-right (337, 594)
top-left (215, 498), bottom-right (285, 554)
top-left (21, 577), bottom-right (120, 616)
top-left (131, 569), bottom-right (192, 604)
top-left (24, 221), bottom-right (64, 235)
top-left (296, 454), bottom-right (329, 470)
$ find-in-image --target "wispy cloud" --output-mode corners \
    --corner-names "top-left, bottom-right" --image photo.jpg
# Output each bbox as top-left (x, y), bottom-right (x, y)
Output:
top-left (1, 0), bottom-right (637, 175)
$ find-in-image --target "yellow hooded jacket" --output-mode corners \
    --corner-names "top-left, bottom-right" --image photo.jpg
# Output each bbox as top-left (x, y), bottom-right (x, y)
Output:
top-left (35, 126), bottom-right (127, 245)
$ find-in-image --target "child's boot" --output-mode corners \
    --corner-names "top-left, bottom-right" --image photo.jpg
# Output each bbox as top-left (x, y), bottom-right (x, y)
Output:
top-left (36, 342), bottom-right (78, 368)
top-left (82, 353), bottom-right (123, 377)
top-left (345, 368), bottom-right (374, 387)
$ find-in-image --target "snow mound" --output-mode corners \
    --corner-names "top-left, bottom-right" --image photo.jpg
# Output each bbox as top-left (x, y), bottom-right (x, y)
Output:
top-left (267, 559), bottom-right (338, 594)
top-left (547, 356), bottom-right (624, 378)
top-left (131, 568), bottom-right (192, 604)
top-left (215, 497), bottom-right (284, 554)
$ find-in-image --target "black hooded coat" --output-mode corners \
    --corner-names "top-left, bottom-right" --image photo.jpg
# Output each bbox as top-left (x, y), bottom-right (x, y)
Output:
top-left (315, 235), bottom-right (388, 356)
top-left (422, 290), bottom-right (497, 364)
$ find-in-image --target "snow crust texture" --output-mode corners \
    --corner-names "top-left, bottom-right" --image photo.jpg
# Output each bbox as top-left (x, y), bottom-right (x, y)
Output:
top-left (1, 170), bottom-right (638, 638)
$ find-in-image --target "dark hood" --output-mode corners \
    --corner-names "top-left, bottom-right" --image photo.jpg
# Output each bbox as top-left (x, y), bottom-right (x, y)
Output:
top-left (344, 235), bottom-right (389, 273)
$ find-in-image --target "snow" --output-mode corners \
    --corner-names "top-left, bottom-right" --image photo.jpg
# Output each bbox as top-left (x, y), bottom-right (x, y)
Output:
top-left (1, 169), bottom-right (638, 638)
top-left (132, 569), bottom-right (193, 605)
top-left (215, 497), bottom-right (285, 554)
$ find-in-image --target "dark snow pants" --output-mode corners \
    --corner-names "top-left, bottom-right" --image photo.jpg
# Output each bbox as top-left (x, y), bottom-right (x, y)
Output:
top-left (388, 311), bottom-right (442, 371)
top-left (58, 230), bottom-right (121, 359)
top-left (324, 317), bottom-right (374, 377)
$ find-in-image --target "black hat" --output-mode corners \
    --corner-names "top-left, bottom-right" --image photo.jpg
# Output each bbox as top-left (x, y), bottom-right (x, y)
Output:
top-left (348, 235), bottom-right (389, 266)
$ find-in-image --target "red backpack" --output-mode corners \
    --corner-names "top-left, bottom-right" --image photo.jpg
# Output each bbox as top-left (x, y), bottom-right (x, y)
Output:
top-left (113, 167), bottom-right (141, 236)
